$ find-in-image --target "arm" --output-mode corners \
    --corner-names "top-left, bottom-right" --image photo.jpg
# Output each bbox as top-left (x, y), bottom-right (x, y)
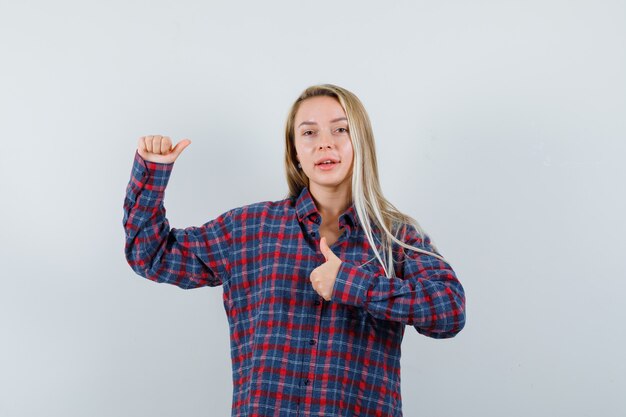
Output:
top-left (123, 150), bottom-right (233, 289)
top-left (331, 224), bottom-right (466, 338)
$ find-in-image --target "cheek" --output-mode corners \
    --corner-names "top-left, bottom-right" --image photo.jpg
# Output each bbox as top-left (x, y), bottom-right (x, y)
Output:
top-left (294, 142), bottom-right (307, 158)
top-left (296, 140), bottom-right (314, 153)
top-left (341, 142), bottom-right (354, 164)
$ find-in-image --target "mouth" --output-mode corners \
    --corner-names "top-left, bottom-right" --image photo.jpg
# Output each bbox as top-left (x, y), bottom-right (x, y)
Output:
top-left (314, 157), bottom-right (341, 165)
top-left (315, 160), bottom-right (340, 170)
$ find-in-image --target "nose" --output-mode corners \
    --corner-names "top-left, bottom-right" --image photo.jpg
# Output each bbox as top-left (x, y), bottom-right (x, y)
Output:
top-left (317, 130), bottom-right (335, 149)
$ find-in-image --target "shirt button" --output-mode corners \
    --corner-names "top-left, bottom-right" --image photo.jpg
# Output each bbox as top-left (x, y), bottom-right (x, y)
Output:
top-left (304, 379), bottom-right (310, 386)
top-left (311, 231), bottom-right (317, 237)
top-left (309, 339), bottom-right (316, 346)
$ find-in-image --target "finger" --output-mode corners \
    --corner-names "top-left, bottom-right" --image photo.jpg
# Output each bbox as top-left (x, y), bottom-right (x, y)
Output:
top-left (320, 237), bottom-right (330, 261)
top-left (172, 139), bottom-right (192, 158)
top-left (145, 135), bottom-right (153, 153)
top-left (138, 136), bottom-right (147, 152)
top-left (153, 135), bottom-right (162, 154)
top-left (161, 136), bottom-right (172, 154)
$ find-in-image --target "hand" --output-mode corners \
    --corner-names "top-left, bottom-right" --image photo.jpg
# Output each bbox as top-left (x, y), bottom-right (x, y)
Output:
top-left (309, 236), bottom-right (342, 301)
top-left (137, 135), bottom-right (191, 164)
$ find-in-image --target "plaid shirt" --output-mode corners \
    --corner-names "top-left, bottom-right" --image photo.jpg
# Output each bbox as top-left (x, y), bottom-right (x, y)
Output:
top-left (123, 150), bottom-right (465, 417)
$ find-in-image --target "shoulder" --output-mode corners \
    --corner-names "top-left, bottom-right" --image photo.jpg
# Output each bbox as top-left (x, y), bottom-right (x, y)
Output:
top-left (393, 221), bottom-right (437, 253)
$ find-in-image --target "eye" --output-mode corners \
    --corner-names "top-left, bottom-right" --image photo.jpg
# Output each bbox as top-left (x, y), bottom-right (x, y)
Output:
top-left (302, 130), bottom-right (315, 136)
top-left (336, 127), bottom-right (349, 133)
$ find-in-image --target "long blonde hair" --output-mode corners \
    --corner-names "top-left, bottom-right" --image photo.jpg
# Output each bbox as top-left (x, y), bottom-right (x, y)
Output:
top-left (284, 84), bottom-right (448, 278)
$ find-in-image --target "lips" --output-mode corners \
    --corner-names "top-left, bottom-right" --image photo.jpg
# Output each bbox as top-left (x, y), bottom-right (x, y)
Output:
top-left (314, 156), bottom-right (341, 165)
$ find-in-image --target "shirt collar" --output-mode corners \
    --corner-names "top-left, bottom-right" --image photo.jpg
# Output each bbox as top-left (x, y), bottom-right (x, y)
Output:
top-left (294, 186), bottom-right (358, 230)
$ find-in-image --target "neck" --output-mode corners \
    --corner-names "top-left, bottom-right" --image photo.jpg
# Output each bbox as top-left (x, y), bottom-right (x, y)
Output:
top-left (308, 182), bottom-right (352, 223)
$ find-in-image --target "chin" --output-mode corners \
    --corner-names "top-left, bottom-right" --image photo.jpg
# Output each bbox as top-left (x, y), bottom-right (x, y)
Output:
top-left (311, 176), bottom-right (351, 188)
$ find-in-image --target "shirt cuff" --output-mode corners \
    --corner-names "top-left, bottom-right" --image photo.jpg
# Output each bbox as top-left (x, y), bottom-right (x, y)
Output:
top-left (129, 149), bottom-right (174, 193)
top-left (331, 261), bottom-right (374, 307)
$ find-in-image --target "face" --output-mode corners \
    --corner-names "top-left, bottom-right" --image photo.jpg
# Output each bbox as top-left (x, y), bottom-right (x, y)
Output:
top-left (293, 96), bottom-right (354, 192)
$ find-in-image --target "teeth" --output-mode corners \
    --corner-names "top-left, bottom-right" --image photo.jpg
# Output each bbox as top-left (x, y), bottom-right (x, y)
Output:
top-left (322, 161), bottom-right (334, 164)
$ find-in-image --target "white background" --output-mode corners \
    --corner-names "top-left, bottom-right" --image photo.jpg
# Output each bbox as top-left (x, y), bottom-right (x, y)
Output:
top-left (1, 1), bottom-right (625, 416)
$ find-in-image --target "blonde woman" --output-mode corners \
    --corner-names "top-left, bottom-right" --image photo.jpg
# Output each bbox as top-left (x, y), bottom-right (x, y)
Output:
top-left (123, 84), bottom-right (466, 416)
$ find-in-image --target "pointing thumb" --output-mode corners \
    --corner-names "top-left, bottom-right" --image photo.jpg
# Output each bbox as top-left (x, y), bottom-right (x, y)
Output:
top-left (320, 236), bottom-right (331, 261)
top-left (172, 139), bottom-right (192, 157)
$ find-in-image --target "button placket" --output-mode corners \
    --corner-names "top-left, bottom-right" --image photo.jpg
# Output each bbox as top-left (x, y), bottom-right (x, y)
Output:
top-left (302, 291), bottom-right (322, 396)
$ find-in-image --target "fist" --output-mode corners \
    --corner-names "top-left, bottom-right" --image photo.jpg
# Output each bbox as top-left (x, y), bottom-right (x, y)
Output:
top-left (309, 236), bottom-right (342, 301)
top-left (137, 135), bottom-right (191, 164)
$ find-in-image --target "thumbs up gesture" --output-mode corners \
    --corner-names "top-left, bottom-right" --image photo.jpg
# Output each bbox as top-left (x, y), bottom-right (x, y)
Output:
top-left (137, 135), bottom-right (192, 164)
top-left (309, 236), bottom-right (342, 301)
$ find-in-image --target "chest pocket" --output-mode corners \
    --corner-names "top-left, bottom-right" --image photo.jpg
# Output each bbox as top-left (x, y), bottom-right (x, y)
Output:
top-left (358, 257), bottom-right (391, 278)
top-left (357, 240), bottom-right (409, 280)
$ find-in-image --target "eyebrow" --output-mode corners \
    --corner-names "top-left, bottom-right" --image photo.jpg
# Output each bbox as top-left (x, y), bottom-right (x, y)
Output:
top-left (298, 117), bottom-right (347, 128)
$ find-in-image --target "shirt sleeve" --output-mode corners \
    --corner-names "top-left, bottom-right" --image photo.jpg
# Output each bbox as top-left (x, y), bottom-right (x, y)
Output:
top-left (331, 223), bottom-right (466, 339)
top-left (122, 150), bottom-right (233, 289)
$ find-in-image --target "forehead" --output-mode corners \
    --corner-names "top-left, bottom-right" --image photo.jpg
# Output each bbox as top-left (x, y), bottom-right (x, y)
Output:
top-left (294, 96), bottom-right (346, 123)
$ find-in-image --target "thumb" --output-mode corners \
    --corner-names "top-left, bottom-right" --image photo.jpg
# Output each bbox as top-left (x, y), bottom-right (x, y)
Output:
top-left (171, 139), bottom-right (192, 158)
top-left (320, 236), bottom-right (331, 261)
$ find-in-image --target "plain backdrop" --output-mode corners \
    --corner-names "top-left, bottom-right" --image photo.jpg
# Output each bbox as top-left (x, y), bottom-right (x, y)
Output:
top-left (1, 1), bottom-right (625, 416)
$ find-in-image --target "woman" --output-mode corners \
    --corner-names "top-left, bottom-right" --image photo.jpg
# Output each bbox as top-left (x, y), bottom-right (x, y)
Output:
top-left (123, 84), bottom-right (466, 416)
